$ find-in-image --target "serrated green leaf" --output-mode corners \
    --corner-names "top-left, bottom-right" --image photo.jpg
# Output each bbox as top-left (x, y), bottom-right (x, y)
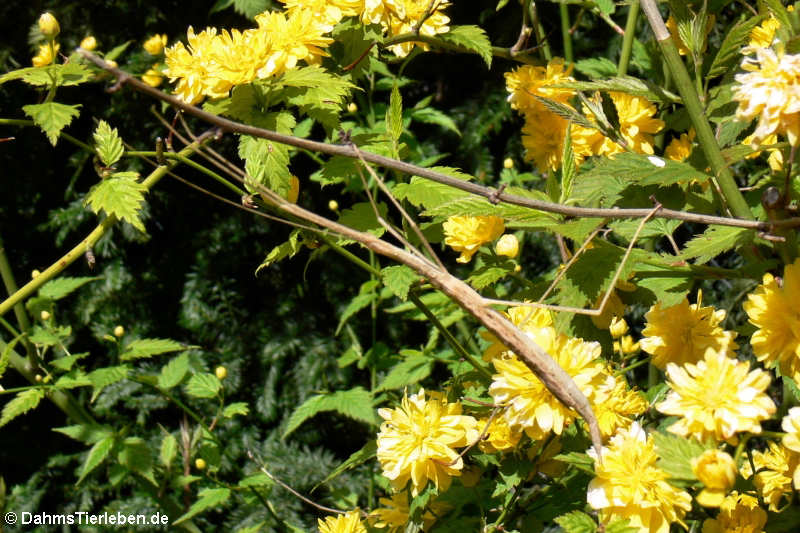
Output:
top-left (159, 352), bottom-right (190, 390)
top-left (203, 84), bottom-right (256, 121)
top-left (0, 63), bottom-right (92, 87)
top-left (22, 102), bottom-right (81, 145)
top-left (87, 365), bottom-right (129, 401)
top-left (93, 120), bottom-right (125, 167)
top-left (336, 292), bottom-right (378, 335)
top-left (103, 41), bottom-right (132, 62)
top-left (467, 261), bottom-right (515, 289)
top-left (422, 194), bottom-right (556, 225)
top-left (53, 424), bottom-right (112, 444)
top-left (605, 519), bottom-right (637, 533)
top-left (554, 77), bottom-right (681, 105)
top-left (238, 473), bottom-right (273, 488)
top-left (533, 95), bottom-right (597, 130)
top-left (275, 65), bottom-right (355, 129)
top-left (438, 25), bottom-right (492, 67)
top-left (118, 436), bottom-right (155, 484)
top-left (554, 510), bottom-right (596, 533)
top-left (315, 440), bottom-right (377, 489)
top-left (174, 487), bottom-right (231, 525)
top-left (410, 107), bottom-right (460, 135)
top-left (120, 338), bottom-right (187, 361)
top-left (706, 16), bottom-right (764, 79)
top-left (223, 402), bottom-right (250, 418)
top-left (38, 276), bottom-right (98, 300)
top-left (561, 124), bottom-right (576, 204)
top-left (0, 388), bottom-right (45, 427)
top-left (239, 111), bottom-right (294, 197)
top-left (376, 355), bottom-right (433, 392)
top-left (381, 265), bottom-right (420, 301)
top-left (580, 152), bottom-right (710, 189)
top-left (256, 229), bottom-right (303, 274)
top-left (77, 435), bottom-right (115, 484)
top-left (85, 173), bottom-right (147, 231)
top-left (678, 226), bottom-right (753, 264)
top-left (388, 84), bottom-right (403, 143)
top-left (0, 333), bottom-right (25, 380)
top-left (283, 387), bottom-right (378, 439)
top-left (574, 57), bottom-right (618, 78)
top-left (160, 433), bottom-right (178, 468)
top-left (336, 202), bottom-right (388, 240)
top-left (392, 168), bottom-right (472, 209)
top-left (185, 373), bottom-right (222, 398)
top-left (632, 261), bottom-right (692, 307)
top-left (29, 324), bottom-right (71, 347)
top-left (653, 431), bottom-right (711, 480)
top-left (54, 370), bottom-right (92, 389)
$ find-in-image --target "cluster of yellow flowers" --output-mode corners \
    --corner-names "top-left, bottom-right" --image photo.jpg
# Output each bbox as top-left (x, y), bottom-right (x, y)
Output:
top-left (504, 58), bottom-right (664, 173)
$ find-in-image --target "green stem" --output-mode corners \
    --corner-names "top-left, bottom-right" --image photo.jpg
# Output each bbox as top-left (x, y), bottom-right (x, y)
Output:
top-left (559, 4), bottom-right (573, 64)
top-left (530, 1), bottom-right (552, 61)
top-left (640, 0), bottom-right (753, 220)
top-left (0, 118), bottom-right (94, 152)
top-left (0, 234), bottom-right (35, 362)
top-left (617, 2), bottom-right (639, 75)
top-left (126, 151), bottom-right (245, 196)
top-left (0, 133), bottom-right (214, 319)
top-left (615, 357), bottom-right (650, 376)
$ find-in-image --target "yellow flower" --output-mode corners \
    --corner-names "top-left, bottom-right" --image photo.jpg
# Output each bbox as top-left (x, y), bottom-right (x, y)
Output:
top-left (38, 12), bottom-right (59, 39)
top-left (318, 510), bottom-right (366, 533)
top-left (376, 389), bottom-right (479, 495)
top-left (587, 422), bottom-right (692, 533)
top-left (143, 34), bottom-right (168, 55)
top-left (589, 373), bottom-right (648, 438)
top-left (744, 260), bottom-right (800, 381)
top-left (495, 234), bottom-right (519, 258)
top-left (142, 67), bottom-right (164, 87)
top-left (656, 349), bottom-right (776, 444)
top-left (740, 441), bottom-right (800, 511)
top-left (748, 16), bottom-right (781, 50)
top-left (609, 317), bottom-right (629, 338)
top-left (288, 175), bottom-right (300, 203)
top-left (743, 132), bottom-right (784, 172)
top-left (665, 129), bottom-right (695, 162)
top-left (617, 335), bottom-right (640, 355)
top-left (477, 412), bottom-right (523, 453)
top-left (369, 492), bottom-right (450, 532)
top-left (32, 42), bottom-right (59, 67)
top-left (363, 0), bottom-right (451, 57)
top-left (733, 48), bottom-right (800, 146)
top-left (280, 0), bottom-right (360, 32)
top-left (443, 215), bottom-right (504, 263)
top-left (692, 449), bottom-right (737, 507)
top-left (80, 36), bottom-right (97, 51)
top-left (505, 59), bottom-right (576, 113)
top-left (481, 303), bottom-right (553, 362)
top-left (701, 492), bottom-right (767, 533)
top-left (254, 8), bottom-right (333, 77)
top-left (521, 109), bottom-right (571, 172)
top-left (783, 407), bottom-right (800, 452)
top-left (640, 291), bottom-right (738, 369)
top-left (489, 327), bottom-right (604, 440)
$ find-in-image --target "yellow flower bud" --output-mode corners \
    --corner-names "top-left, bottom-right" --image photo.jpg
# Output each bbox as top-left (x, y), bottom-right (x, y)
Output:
top-left (288, 176), bottom-right (300, 204)
top-left (80, 36), bottom-right (97, 51)
top-left (619, 335), bottom-right (639, 354)
top-left (194, 458), bottom-right (207, 470)
top-left (105, 60), bottom-right (118, 69)
top-left (32, 43), bottom-right (59, 67)
top-left (495, 234), bottom-right (519, 258)
top-left (514, 264), bottom-right (522, 273)
top-left (143, 34), bottom-right (168, 55)
top-left (347, 102), bottom-right (358, 113)
top-left (328, 199), bottom-right (339, 211)
top-left (503, 157), bottom-right (514, 169)
top-left (215, 366), bottom-right (227, 380)
top-left (38, 12), bottom-right (60, 39)
top-left (609, 316), bottom-right (629, 338)
top-left (31, 269), bottom-right (41, 279)
top-left (142, 68), bottom-right (163, 87)
top-left (692, 449), bottom-right (737, 507)
top-left (35, 374), bottom-right (43, 383)
top-left (40, 310), bottom-right (51, 321)
top-left (113, 325), bottom-right (125, 338)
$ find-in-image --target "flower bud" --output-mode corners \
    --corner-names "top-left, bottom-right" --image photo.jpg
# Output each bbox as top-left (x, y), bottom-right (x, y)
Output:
top-left (142, 68), bottom-right (163, 87)
top-left (495, 234), bottom-right (519, 258)
top-left (288, 176), bottom-right (300, 204)
top-left (40, 310), bottom-right (51, 321)
top-left (113, 325), bottom-right (125, 338)
top-left (514, 264), bottom-right (521, 273)
top-left (35, 374), bottom-right (43, 383)
top-left (215, 366), bottom-right (227, 380)
top-left (328, 199), bottom-right (339, 211)
top-left (80, 36), bottom-right (97, 51)
top-left (692, 449), bottom-right (737, 507)
top-left (619, 335), bottom-right (639, 354)
top-left (347, 102), bottom-right (358, 113)
top-left (609, 316), bottom-right (629, 338)
top-left (38, 12), bottom-right (60, 40)
top-left (503, 157), bottom-right (514, 169)
top-left (194, 458), bottom-right (207, 470)
top-left (143, 34), bottom-right (168, 55)
top-left (32, 43), bottom-right (59, 67)
top-left (31, 269), bottom-right (41, 279)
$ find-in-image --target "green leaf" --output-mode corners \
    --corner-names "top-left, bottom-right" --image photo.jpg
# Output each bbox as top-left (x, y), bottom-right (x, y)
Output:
top-left (174, 487), bottom-right (231, 525)
top-left (118, 436), bottom-right (156, 484)
top-left (29, 324), bottom-right (71, 347)
top-left (159, 352), bottom-right (190, 390)
top-left (22, 102), bottom-right (81, 146)
top-left (533, 95), bottom-right (597, 130)
top-left (77, 435), bottom-right (115, 484)
top-left (0, 333), bottom-right (25, 379)
top-left (0, 63), bottom-right (92, 87)
top-left (381, 265), bottom-right (420, 301)
top-left (276, 65), bottom-right (355, 129)
top-left (336, 202), bottom-right (389, 240)
top-left (438, 25), bottom-right (492, 67)
top-left (574, 57), bottom-right (618, 78)
top-left (283, 387), bottom-right (378, 439)
top-left (579, 152), bottom-right (710, 189)
top-left (336, 291), bottom-right (378, 335)
top-left (653, 431), bottom-right (711, 480)
top-left (120, 338), bottom-right (188, 362)
top-left (160, 433), bottom-right (178, 468)
top-left (53, 424), bottom-right (112, 444)
top-left (87, 365), bottom-right (129, 401)
top-left (387, 84), bottom-right (403, 143)
top-left (93, 120), bottom-right (125, 167)
top-left (38, 276), bottom-right (98, 300)
top-left (554, 510), bottom-right (597, 533)
top-left (376, 355), bottom-right (433, 392)
top-left (605, 519), bottom-right (638, 533)
top-left (560, 124), bottom-right (576, 204)
top-left (632, 261), bottom-right (692, 307)
top-left (554, 77), bottom-right (681, 105)
top-left (54, 370), bottom-right (92, 389)
top-left (103, 41), bottom-right (132, 62)
top-left (706, 16), bottom-right (764, 79)
top-left (422, 194), bottom-right (556, 225)
top-left (467, 261), bottom-right (515, 289)
top-left (256, 229), bottom-right (303, 274)
top-left (203, 84), bottom-right (257, 121)
top-left (185, 373), bottom-right (222, 398)
top-left (238, 111), bottom-right (294, 197)
top-left (0, 388), bottom-right (45, 427)
top-left (223, 402), bottom-right (250, 418)
top-left (315, 440), bottom-right (377, 489)
top-left (392, 167), bottom-right (472, 209)
top-left (594, 0), bottom-right (615, 15)
top-left (410, 107), bottom-right (460, 135)
top-left (677, 226), bottom-right (753, 264)
top-left (238, 473), bottom-right (273, 488)
top-left (85, 173), bottom-right (147, 231)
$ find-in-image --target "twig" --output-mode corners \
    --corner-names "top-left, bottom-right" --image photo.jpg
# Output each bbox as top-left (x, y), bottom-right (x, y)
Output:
top-left (436, 407), bottom-right (503, 466)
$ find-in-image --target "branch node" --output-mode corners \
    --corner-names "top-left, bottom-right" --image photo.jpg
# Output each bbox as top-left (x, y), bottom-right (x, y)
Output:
top-left (489, 184), bottom-right (507, 205)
